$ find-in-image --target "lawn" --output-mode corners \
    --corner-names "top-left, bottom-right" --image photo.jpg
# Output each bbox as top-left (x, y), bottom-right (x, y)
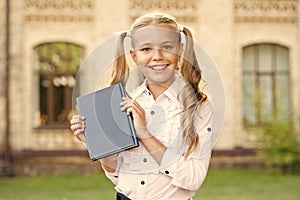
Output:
top-left (0, 169), bottom-right (299, 200)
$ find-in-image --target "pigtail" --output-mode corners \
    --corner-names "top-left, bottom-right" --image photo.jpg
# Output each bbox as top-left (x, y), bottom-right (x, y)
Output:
top-left (180, 26), bottom-right (207, 159)
top-left (110, 31), bottom-right (129, 85)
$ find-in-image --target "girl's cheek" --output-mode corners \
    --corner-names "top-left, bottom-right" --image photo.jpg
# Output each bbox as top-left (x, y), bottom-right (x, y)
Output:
top-left (136, 56), bottom-right (151, 65)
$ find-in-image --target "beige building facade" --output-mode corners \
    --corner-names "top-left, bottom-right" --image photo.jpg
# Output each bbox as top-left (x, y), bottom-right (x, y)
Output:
top-left (1, 0), bottom-right (300, 175)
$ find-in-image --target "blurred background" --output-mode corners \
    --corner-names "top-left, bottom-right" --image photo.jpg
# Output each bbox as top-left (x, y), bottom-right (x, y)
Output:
top-left (0, 0), bottom-right (299, 197)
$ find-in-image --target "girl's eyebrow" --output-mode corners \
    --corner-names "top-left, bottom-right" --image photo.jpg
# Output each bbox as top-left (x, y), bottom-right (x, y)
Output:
top-left (162, 41), bottom-right (176, 44)
top-left (135, 40), bottom-right (178, 49)
top-left (138, 41), bottom-right (176, 46)
top-left (138, 43), bottom-right (151, 46)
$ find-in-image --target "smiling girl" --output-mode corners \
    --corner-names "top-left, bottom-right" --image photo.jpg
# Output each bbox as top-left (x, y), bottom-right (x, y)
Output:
top-left (70, 13), bottom-right (213, 200)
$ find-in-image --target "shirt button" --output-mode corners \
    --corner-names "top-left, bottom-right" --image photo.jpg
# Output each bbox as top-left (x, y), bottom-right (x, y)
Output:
top-left (207, 127), bottom-right (211, 132)
top-left (150, 111), bottom-right (155, 115)
top-left (143, 158), bottom-right (147, 162)
top-left (141, 181), bottom-right (145, 185)
top-left (165, 170), bottom-right (169, 175)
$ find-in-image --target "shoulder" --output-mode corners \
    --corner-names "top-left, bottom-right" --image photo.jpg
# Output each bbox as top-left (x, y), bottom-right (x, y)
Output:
top-left (195, 99), bottom-right (213, 120)
top-left (193, 99), bottom-right (213, 135)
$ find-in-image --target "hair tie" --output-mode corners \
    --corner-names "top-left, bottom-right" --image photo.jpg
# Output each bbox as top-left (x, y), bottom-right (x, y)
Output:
top-left (178, 25), bottom-right (184, 32)
top-left (125, 30), bottom-right (132, 38)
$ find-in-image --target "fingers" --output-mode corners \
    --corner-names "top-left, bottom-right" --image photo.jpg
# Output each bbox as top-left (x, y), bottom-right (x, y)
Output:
top-left (70, 115), bottom-right (85, 125)
top-left (120, 97), bottom-right (143, 113)
top-left (70, 121), bottom-right (85, 133)
top-left (70, 115), bottom-right (86, 142)
top-left (74, 126), bottom-right (85, 135)
top-left (76, 133), bottom-right (86, 142)
top-left (120, 97), bottom-right (146, 130)
top-left (120, 97), bottom-right (131, 112)
top-left (126, 103), bottom-right (144, 116)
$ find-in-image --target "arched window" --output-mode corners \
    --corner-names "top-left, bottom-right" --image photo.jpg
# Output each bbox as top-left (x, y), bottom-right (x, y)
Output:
top-left (242, 44), bottom-right (290, 126)
top-left (33, 42), bottom-right (84, 127)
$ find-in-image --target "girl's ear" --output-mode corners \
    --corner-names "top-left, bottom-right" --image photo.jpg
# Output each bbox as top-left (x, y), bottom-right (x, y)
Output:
top-left (130, 50), bottom-right (138, 64)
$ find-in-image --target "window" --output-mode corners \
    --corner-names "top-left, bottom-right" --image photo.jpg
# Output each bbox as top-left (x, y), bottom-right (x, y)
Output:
top-left (242, 44), bottom-right (290, 126)
top-left (33, 42), bottom-right (84, 128)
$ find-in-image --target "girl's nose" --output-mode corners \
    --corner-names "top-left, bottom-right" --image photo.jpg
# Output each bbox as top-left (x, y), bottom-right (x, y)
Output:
top-left (152, 48), bottom-right (163, 60)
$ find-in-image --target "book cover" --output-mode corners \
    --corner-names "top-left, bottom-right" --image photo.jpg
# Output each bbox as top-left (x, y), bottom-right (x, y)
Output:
top-left (76, 83), bottom-right (139, 161)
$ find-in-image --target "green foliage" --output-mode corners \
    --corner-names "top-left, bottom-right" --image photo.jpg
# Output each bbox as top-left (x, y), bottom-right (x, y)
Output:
top-left (35, 42), bottom-right (84, 73)
top-left (256, 120), bottom-right (300, 174)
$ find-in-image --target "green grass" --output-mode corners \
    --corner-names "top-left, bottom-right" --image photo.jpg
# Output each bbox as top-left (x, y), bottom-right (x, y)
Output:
top-left (0, 172), bottom-right (115, 200)
top-left (0, 169), bottom-right (299, 200)
top-left (197, 169), bottom-right (300, 200)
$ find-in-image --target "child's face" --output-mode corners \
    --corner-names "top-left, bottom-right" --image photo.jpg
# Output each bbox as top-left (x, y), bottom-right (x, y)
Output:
top-left (130, 24), bottom-right (182, 86)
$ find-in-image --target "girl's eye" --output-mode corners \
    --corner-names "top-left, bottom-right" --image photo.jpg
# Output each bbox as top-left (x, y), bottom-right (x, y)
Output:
top-left (141, 47), bottom-right (151, 52)
top-left (163, 45), bottom-right (173, 51)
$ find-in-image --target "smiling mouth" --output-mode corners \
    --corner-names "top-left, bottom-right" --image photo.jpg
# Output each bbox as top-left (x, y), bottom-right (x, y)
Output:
top-left (148, 64), bottom-right (169, 70)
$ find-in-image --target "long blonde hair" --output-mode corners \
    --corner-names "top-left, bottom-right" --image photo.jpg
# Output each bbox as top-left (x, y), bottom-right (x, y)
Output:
top-left (110, 13), bottom-right (207, 158)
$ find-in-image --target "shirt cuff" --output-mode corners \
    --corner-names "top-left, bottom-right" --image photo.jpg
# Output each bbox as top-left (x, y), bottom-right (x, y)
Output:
top-left (103, 169), bottom-right (119, 185)
top-left (159, 148), bottom-right (182, 178)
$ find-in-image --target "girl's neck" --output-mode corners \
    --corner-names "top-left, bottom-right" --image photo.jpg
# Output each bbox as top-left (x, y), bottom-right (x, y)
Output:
top-left (147, 80), bottom-right (174, 100)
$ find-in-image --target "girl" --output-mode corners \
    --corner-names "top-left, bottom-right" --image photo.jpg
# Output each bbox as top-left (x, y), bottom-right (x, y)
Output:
top-left (70, 13), bottom-right (213, 200)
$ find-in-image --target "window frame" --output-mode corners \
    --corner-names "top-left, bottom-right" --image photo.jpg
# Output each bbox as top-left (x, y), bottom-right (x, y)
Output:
top-left (33, 42), bottom-right (84, 129)
top-left (242, 43), bottom-right (290, 127)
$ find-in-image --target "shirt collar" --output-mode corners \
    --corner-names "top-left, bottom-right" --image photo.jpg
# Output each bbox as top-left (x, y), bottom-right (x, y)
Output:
top-left (163, 75), bottom-right (185, 106)
top-left (130, 80), bottom-right (148, 99)
top-left (130, 74), bottom-right (186, 107)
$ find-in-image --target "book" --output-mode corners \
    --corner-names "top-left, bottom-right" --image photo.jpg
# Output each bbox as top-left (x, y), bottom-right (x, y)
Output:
top-left (76, 83), bottom-right (139, 161)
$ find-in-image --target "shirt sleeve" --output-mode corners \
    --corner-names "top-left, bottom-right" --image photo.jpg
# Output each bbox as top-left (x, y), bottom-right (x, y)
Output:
top-left (159, 100), bottom-right (213, 191)
top-left (102, 154), bottom-right (123, 186)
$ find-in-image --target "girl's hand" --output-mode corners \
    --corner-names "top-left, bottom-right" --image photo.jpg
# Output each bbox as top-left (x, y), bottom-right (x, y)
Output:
top-left (120, 97), bottom-right (167, 164)
top-left (70, 115), bottom-right (86, 142)
top-left (120, 97), bottom-right (149, 138)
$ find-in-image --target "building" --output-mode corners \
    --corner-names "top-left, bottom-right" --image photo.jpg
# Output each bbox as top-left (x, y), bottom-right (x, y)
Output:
top-left (1, 0), bottom-right (299, 176)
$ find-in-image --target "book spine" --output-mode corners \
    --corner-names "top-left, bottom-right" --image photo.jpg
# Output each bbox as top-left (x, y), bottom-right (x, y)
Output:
top-left (119, 82), bottom-right (126, 97)
top-left (118, 83), bottom-right (139, 145)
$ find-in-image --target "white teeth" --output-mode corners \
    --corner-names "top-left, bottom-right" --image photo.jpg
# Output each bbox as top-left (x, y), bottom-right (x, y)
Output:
top-left (150, 65), bottom-right (167, 70)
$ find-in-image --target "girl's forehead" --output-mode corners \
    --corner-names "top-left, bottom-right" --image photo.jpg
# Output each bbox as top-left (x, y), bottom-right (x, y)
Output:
top-left (133, 26), bottom-right (179, 45)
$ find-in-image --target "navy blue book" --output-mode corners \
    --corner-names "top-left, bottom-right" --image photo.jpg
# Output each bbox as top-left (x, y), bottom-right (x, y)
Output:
top-left (76, 83), bottom-right (138, 161)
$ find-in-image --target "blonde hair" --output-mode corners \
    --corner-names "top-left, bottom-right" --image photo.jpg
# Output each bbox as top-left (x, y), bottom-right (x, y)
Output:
top-left (110, 13), bottom-right (207, 158)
